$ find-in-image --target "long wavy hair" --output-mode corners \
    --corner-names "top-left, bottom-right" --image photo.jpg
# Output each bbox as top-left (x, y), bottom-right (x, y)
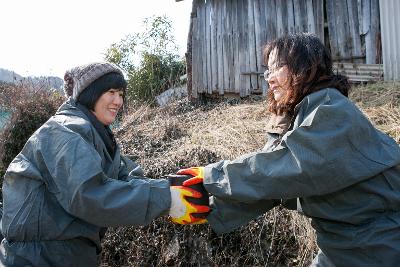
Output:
top-left (263, 33), bottom-right (350, 115)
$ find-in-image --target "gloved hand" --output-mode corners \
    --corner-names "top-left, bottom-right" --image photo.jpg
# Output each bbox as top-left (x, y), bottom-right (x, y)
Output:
top-left (177, 167), bottom-right (205, 186)
top-left (169, 185), bottom-right (210, 224)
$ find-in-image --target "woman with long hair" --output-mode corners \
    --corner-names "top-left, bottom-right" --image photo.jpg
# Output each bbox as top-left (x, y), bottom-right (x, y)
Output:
top-left (177, 33), bottom-right (400, 266)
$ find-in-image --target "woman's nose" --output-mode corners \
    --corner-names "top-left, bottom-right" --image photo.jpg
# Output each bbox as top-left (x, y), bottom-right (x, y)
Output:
top-left (113, 95), bottom-right (123, 106)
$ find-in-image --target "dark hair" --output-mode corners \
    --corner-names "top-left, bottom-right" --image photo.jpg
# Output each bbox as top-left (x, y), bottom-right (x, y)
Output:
top-left (77, 72), bottom-right (127, 110)
top-left (263, 33), bottom-right (350, 115)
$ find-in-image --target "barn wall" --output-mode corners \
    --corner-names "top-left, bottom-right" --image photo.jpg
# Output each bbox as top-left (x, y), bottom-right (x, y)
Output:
top-left (379, 0), bottom-right (400, 81)
top-left (191, 0), bottom-right (382, 97)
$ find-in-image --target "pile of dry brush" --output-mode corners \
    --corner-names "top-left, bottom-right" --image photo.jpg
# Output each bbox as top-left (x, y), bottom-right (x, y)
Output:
top-left (100, 82), bottom-right (400, 267)
top-left (0, 83), bottom-right (64, 180)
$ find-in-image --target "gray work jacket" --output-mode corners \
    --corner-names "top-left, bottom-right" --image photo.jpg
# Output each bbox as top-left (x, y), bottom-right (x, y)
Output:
top-left (0, 99), bottom-right (170, 267)
top-left (205, 88), bottom-right (400, 267)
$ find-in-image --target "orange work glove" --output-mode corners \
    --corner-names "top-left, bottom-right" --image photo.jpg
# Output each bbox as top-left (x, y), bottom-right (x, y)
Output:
top-left (177, 167), bottom-right (205, 186)
top-left (169, 185), bottom-right (210, 224)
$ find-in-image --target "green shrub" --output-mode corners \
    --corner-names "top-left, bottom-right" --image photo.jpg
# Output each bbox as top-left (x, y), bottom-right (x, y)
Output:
top-left (104, 15), bottom-right (185, 105)
top-left (0, 85), bottom-right (64, 182)
top-left (126, 53), bottom-right (185, 103)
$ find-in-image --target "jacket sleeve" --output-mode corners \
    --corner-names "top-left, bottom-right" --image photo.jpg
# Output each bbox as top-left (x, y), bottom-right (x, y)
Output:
top-left (207, 196), bottom-right (279, 235)
top-left (118, 155), bottom-right (145, 181)
top-left (203, 89), bottom-right (400, 202)
top-left (38, 133), bottom-right (171, 227)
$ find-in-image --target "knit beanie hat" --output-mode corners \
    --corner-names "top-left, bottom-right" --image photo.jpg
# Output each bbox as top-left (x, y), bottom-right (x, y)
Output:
top-left (63, 62), bottom-right (124, 100)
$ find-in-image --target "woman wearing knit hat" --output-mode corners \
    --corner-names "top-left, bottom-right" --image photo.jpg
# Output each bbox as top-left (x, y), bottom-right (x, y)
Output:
top-left (0, 62), bottom-right (209, 266)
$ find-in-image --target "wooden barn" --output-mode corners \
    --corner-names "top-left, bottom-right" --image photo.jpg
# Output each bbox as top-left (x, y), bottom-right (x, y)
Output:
top-left (179, 0), bottom-right (383, 99)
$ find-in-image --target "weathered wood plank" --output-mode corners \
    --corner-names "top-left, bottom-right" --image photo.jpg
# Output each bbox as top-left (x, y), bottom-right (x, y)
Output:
top-left (205, 1), bottom-right (212, 93)
top-left (293, 0), bottom-right (301, 32)
top-left (254, 0), bottom-right (264, 72)
top-left (210, 0), bottom-right (218, 93)
top-left (326, 0), bottom-right (340, 59)
top-left (276, 1), bottom-right (284, 36)
top-left (338, 0), bottom-right (351, 59)
top-left (347, 0), bottom-right (362, 62)
top-left (217, 0), bottom-right (224, 94)
top-left (248, 0), bottom-right (257, 93)
top-left (238, 0), bottom-right (244, 95)
top-left (362, 0), bottom-right (372, 63)
top-left (233, 0), bottom-right (240, 93)
top-left (334, 0), bottom-right (345, 58)
top-left (333, 62), bottom-right (383, 82)
top-left (191, 3), bottom-right (199, 98)
top-left (286, 0), bottom-right (295, 34)
top-left (370, 0), bottom-right (380, 63)
top-left (259, 0), bottom-right (268, 49)
top-left (245, 0), bottom-right (251, 96)
top-left (197, 0), bottom-right (206, 96)
top-left (361, 0), bottom-right (381, 63)
top-left (199, 2), bottom-right (207, 93)
top-left (306, 0), bottom-right (315, 33)
top-left (313, 0), bottom-right (324, 42)
top-left (253, 0), bottom-right (264, 92)
top-left (257, 0), bottom-right (268, 94)
top-left (265, 0), bottom-right (277, 42)
top-left (293, 0), bottom-right (308, 32)
top-left (197, 1), bottom-right (203, 96)
top-left (223, 0), bottom-right (232, 91)
top-left (333, 62), bottom-right (384, 70)
top-left (238, 0), bottom-right (250, 96)
top-left (281, 1), bottom-right (289, 34)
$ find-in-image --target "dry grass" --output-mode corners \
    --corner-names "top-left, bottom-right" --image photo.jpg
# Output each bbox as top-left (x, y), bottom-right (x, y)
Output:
top-left (101, 82), bottom-right (399, 267)
top-left (351, 82), bottom-right (400, 143)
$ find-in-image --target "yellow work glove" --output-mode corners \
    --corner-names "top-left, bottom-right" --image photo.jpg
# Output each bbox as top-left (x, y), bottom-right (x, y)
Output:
top-left (177, 167), bottom-right (205, 186)
top-left (169, 185), bottom-right (210, 224)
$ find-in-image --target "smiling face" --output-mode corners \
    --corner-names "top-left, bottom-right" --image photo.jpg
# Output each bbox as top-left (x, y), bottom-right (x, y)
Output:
top-left (92, 88), bottom-right (124, 125)
top-left (266, 48), bottom-right (291, 102)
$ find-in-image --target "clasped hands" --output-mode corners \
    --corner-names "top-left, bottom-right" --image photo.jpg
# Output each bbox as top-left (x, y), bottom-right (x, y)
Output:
top-left (168, 167), bottom-right (210, 225)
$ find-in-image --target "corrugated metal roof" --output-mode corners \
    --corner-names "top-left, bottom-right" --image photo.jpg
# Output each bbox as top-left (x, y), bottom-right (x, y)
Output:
top-left (379, 0), bottom-right (400, 81)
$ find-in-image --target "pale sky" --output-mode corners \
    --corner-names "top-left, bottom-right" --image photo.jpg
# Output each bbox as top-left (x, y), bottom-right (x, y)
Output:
top-left (0, 0), bottom-right (192, 78)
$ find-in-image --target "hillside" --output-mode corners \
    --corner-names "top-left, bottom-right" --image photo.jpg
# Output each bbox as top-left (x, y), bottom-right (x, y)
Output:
top-left (0, 68), bottom-right (22, 83)
top-left (100, 82), bottom-right (400, 266)
top-left (0, 68), bottom-right (63, 91)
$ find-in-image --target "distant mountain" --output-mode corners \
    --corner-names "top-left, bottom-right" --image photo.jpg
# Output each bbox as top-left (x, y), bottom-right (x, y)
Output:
top-left (0, 68), bottom-right (22, 84)
top-left (0, 68), bottom-right (63, 91)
